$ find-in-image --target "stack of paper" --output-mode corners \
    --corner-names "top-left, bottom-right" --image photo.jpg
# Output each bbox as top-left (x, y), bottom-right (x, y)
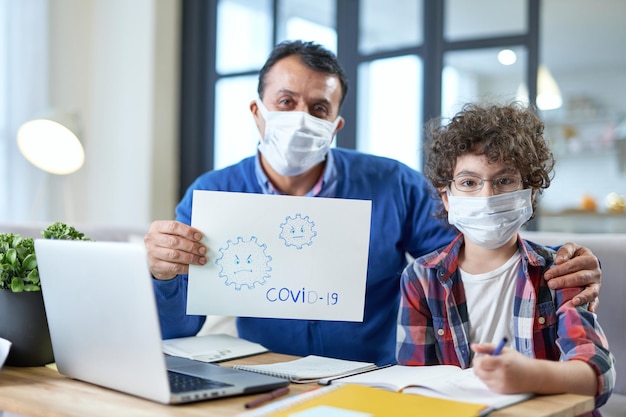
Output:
top-left (162, 333), bottom-right (268, 363)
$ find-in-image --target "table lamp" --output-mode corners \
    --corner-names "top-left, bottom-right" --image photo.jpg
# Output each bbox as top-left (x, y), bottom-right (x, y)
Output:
top-left (16, 111), bottom-right (85, 222)
top-left (16, 111), bottom-right (84, 175)
top-left (516, 65), bottom-right (563, 111)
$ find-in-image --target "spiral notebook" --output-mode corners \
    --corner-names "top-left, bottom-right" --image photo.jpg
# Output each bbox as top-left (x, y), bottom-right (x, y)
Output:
top-left (162, 333), bottom-right (268, 363)
top-left (232, 355), bottom-right (378, 383)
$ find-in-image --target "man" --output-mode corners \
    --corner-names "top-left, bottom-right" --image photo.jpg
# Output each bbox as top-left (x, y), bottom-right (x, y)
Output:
top-left (145, 40), bottom-right (601, 365)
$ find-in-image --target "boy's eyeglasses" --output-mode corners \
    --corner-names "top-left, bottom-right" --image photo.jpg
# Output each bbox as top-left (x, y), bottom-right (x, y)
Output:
top-left (448, 176), bottom-right (524, 193)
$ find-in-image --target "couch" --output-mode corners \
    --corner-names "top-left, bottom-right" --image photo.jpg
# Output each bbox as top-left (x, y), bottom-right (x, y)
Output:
top-left (521, 231), bottom-right (625, 416)
top-left (0, 223), bottom-right (149, 244)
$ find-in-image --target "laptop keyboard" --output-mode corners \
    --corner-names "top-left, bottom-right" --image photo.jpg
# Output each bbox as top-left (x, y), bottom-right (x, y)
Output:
top-left (168, 371), bottom-right (234, 393)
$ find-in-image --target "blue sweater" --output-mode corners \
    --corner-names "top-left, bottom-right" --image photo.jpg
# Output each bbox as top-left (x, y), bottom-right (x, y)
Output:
top-left (153, 148), bottom-right (455, 365)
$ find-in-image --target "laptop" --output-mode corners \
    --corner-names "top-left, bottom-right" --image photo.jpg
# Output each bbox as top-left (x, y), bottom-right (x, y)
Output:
top-left (34, 239), bottom-right (289, 404)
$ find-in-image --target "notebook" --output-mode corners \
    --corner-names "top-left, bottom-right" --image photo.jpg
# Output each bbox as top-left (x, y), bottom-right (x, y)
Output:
top-left (237, 384), bottom-right (487, 417)
top-left (325, 364), bottom-right (532, 412)
top-left (162, 333), bottom-right (269, 363)
top-left (232, 355), bottom-right (378, 383)
top-left (34, 239), bottom-right (289, 404)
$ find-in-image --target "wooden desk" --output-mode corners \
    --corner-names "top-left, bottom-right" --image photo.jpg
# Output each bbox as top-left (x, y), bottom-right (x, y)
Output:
top-left (0, 353), bottom-right (594, 417)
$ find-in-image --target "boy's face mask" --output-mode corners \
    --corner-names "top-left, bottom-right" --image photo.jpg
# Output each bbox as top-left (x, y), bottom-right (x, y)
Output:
top-left (446, 188), bottom-right (533, 249)
top-left (256, 99), bottom-right (341, 177)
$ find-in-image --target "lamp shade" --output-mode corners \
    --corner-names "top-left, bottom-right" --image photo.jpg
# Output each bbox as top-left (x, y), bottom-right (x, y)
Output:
top-left (536, 65), bottom-right (562, 111)
top-left (516, 65), bottom-right (563, 111)
top-left (17, 114), bottom-right (85, 175)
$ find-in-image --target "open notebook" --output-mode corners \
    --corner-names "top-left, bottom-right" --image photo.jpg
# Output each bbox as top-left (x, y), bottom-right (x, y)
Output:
top-left (324, 364), bottom-right (532, 413)
top-left (238, 384), bottom-right (487, 417)
top-left (35, 239), bottom-right (289, 404)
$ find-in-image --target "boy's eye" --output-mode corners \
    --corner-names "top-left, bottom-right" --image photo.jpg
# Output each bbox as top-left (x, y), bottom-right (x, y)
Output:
top-left (459, 177), bottom-right (478, 188)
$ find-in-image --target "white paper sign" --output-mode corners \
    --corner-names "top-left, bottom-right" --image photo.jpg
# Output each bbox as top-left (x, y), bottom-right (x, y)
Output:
top-left (187, 191), bottom-right (371, 321)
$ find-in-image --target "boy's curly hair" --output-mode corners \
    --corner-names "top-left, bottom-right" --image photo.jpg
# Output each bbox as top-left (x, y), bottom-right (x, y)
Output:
top-left (424, 102), bottom-right (555, 219)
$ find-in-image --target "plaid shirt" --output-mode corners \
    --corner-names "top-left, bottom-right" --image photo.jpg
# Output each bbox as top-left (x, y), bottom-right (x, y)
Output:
top-left (396, 234), bottom-right (615, 410)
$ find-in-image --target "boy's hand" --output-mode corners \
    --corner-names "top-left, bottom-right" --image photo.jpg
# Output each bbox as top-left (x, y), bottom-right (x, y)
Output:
top-left (471, 343), bottom-right (536, 394)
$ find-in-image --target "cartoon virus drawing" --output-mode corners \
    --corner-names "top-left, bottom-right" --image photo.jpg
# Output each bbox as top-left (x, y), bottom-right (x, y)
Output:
top-left (215, 236), bottom-right (272, 290)
top-left (279, 213), bottom-right (317, 250)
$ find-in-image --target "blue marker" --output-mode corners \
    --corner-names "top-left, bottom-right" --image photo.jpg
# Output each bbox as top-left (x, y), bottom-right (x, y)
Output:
top-left (492, 337), bottom-right (508, 356)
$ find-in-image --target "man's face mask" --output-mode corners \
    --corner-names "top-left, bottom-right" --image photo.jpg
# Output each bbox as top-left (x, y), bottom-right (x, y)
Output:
top-left (256, 99), bottom-right (340, 177)
top-left (446, 188), bottom-right (533, 249)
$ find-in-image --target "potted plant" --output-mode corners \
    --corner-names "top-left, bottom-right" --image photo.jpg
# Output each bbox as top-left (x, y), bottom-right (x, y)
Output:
top-left (0, 222), bottom-right (91, 366)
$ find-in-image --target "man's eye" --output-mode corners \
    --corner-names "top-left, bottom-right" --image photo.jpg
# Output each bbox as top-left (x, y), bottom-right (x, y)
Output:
top-left (276, 99), bottom-right (294, 109)
top-left (312, 106), bottom-right (329, 116)
top-left (497, 177), bottom-right (514, 185)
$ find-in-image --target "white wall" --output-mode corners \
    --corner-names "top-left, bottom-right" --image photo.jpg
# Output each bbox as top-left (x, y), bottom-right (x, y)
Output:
top-left (46, 0), bottom-right (179, 228)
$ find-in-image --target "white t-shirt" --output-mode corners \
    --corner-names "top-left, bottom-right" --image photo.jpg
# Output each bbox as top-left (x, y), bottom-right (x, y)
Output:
top-left (460, 252), bottom-right (521, 358)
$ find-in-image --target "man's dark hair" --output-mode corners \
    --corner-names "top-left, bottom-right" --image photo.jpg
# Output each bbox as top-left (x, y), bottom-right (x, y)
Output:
top-left (257, 40), bottom-right (349, 107)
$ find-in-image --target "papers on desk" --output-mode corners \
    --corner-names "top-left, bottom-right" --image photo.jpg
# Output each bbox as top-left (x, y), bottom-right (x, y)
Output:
top-left (330, 364), bottom-right (533, 413)
top-left (162, 333), bottom-right (268, 363)
top-left (187, 191), bottom-right (372, 321)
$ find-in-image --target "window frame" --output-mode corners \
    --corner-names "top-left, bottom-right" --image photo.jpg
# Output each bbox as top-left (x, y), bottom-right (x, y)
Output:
top-left (178, 0), bottom-right (539, 198)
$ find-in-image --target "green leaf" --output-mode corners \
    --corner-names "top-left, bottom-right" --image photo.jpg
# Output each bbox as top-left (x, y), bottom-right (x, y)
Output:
top-left (26, 269), bottom-right (40, 286)
top-left (0, 223), bottom-right (90, 292)
top-left (23, 284), bottom-right (40, 292)
top-left (15, 238), bottom-right (35, 260)
top-left (11, 235), bottom-right (23, 247)
top-left (22, 254), bottom-right (37, 271)
top-left (10, 277), bottom-right (24, 292)
top-left (42, 221), bottom-right (91, 241)
top-left (5, 248), bottom-right (17, 266)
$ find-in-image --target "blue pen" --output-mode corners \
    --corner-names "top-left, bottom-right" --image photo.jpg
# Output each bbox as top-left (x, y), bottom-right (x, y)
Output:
top-left (492, 337), bottom-right (508, 356)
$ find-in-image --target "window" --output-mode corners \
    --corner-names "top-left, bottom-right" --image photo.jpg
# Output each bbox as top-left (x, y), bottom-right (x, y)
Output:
top-left (0, 0), bottom-right (49, 222)
top-left (179, 0), bottom-right (539, 194)
top-left (443, 46), bottom-right (527, 118)
top-left (216, 0), bottom-right (273, 74)
top-left (212, 0), bottom-right (338, 170)
top-left (357, 55), bottom-right (423, 169)
top-left (359, 0), bottom-right (422, 54)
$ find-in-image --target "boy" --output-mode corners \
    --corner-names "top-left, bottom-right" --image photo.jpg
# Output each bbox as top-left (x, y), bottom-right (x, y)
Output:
top-left (396, 103), bottom-right (614, 413)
